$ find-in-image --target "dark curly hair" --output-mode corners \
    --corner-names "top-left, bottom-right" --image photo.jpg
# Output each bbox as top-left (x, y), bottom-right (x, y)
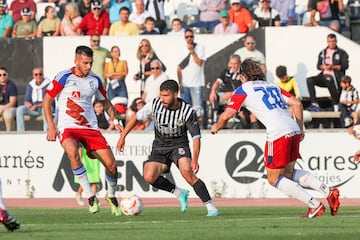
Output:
top-left (240, 58), bottom-right (265, 81)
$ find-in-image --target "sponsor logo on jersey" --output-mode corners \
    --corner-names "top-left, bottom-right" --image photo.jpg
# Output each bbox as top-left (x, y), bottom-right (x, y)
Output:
top-left (71, 91), bottom-right (81, 100)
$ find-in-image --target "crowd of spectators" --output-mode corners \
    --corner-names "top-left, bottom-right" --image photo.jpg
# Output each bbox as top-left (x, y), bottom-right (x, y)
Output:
top-left (0, 0), bottom-right (351, 38)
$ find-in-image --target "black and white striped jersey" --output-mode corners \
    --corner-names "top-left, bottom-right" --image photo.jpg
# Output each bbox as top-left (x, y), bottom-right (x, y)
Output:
top-left (136, 97), bottom-right (201, 149)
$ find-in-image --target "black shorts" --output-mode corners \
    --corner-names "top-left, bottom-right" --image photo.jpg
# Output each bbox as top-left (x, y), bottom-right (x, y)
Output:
top-left (147, 146), bottom-right (192, 173)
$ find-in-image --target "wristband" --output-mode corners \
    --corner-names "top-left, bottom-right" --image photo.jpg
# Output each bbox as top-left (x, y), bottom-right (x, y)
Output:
top-left (113, 119), bottom-right (119, 125)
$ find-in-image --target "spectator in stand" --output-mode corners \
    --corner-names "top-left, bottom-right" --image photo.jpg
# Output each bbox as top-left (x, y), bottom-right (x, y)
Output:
top-left (61, 2), bottom-right (82, 36)
top-left (228, 0), bottom-right (253, 33)
top-left (234, 35), bottom-right (266, 74)
top-left (11, 7), bottom-right (37, 38)
top-left (306, 33), bottom-right (349, 112)
top-left (144, 0), bottom-right (166, 33)
top-left (129, 0), bottom-right (151, 32)
top-left (141, 16), bottom-right (159, 34)
top-left (167, 18), bottom-right (184, 36)
top-left (338, 75), bottom-right (359, 128)
top-left (93, 99), bottom-right (115, 131)
top-left (36, 5), bottom-right (61, 37)
top-left (186, 0), bottom-right (226, 33)
top-left (142, 59), bottom-right (168, 103)
top-left (307, 0), bottom-right (344, 32)
top-left (275, 65), bottom-right (300, 99)
top-left (275, 65), bottom-right (301, 117)
top-left (213, 9), bottom-right (239, 34)
top-left (104, 45), bottom-right (129, 116)
top-left (109, 6), bottom-right (139, 36)
top-left (134, 38), bottom-right (166, 95)
top-left (16, 67), bottom-right (50, 132)
top-left (270, 0), bottom-right (296, 26)
top-left (109, 0), bottom-right (132, 24)
top-left (177, 28), bottom-right (206, 128)
top-left (78, 0), bottom-right (91, 17)
top-left (252, 0), bottom-right (281, 28)
top-left (0, 67), bottom-right (17, 132)
top-left (76, 0), bottom-right (110, 36)
top-left (90, 34), bottom-right (110, 86)
top-left (8, 0), bottom-right (36, 23)
top-left (0, 0), bottom-right (14, 38)
top-left (125, 97), bottom-right (149, 130)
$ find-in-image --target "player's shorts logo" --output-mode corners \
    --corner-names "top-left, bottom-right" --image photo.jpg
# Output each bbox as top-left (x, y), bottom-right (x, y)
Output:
top-left (225, 141), bottom-right (266, 184)
top-left (178, 148), bottom-right (185, 155)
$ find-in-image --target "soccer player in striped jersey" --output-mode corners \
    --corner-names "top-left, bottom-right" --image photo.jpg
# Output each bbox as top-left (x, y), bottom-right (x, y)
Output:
top-left (117, 79), bottom-right (220, 216)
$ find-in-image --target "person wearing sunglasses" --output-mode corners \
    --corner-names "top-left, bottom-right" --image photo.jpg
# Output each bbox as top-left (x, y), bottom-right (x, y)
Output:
top-left (16, 67), bottom-right (50, 132)
top-left (76, 0), bottom-right (110, 36)
top-left (177, 28), bottom-right (206, 128)
top-left (0, 66), bottom-right (17, 131)
top-left (233, 35), bottom-right (266, 74)
top-left (142, 59), bottom-right (168, 103)
top-left (89, 33), bottom-right (110, 86)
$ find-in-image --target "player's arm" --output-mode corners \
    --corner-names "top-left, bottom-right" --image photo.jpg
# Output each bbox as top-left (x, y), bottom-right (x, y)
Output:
top-left (187, 111), bottom-right (201, 173)
top-left (287, 95), bottom-right (304, 138)
top-left (211, 107), bottom-right (237, 134)
top-left (117, 101), bottom-right (152, 151)
top-left (43, 94), bottom-right (57, 141)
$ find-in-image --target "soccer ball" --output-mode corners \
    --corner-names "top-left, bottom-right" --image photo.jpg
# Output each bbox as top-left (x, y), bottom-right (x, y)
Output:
top-left (120, 194), bottom-right (143, 216)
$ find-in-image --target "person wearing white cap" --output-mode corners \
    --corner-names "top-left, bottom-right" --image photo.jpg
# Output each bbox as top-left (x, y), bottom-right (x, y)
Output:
top-left (76, 0), bottom-right (110, 35)
top-left (0, 0), bottom-right (14, 37)
top-left (11, 7), bottom-right (37, 38)
top-left (8, 0), bottom-right (36, 23)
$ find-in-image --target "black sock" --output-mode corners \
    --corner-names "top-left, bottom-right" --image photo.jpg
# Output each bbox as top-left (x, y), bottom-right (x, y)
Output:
top-left (152, 176), bottom-right (175, 193)
top-left (193, 179), bottom-right (211, 203)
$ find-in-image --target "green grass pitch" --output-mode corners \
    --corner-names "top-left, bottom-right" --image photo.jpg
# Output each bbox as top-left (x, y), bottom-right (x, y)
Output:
top-left (1, 206), bottom-right (360, 240)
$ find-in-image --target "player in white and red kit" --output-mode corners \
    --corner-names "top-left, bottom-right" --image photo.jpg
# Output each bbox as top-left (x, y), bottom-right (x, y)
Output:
top-left (211, 59), bottom-right (340, 218)
top-left (43, 46), bottom-right (123, 216)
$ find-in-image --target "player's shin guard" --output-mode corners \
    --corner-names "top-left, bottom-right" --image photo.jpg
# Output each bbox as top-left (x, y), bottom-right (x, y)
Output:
top-left (105, 171), bottom-right (118, 198)
top-left (152, 176), bottom-right (176, 193)
top-left (193, 179), bottom-right (211, 203)
top-left (291, 169), bottom-right (329, 197)
top-left (73, 165), bottom-right (93, 198)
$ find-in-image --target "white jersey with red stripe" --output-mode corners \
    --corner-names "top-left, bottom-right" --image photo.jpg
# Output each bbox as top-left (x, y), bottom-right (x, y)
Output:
top-left (46, 67), bottom-right (107, 133)
top-left (227, 80), bottom-right (300, 141)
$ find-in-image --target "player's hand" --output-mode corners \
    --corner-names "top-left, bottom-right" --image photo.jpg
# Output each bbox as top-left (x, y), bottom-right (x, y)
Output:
top-left (117, 137), bottom-right (125, 152)
top-left (46, 128), bottom-right (57, 141)
top-left (210, 124), bottom-right (218, 134)
top-left (353, 150), bottom-right (360, 164)
top-left (209, 92), bottom-right (217, 104)
top-left (191, 160), bottom-right (199, 174)
top-left (114, 123), bottom-right (123, 133)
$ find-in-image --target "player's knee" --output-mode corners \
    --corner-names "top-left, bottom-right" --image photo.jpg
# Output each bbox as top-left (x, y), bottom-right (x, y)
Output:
top-left (143, 173), bottom-right (156, 184)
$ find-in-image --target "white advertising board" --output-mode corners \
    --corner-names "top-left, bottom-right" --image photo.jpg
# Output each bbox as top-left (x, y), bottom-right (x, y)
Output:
top-left (1, 130), bottom-right (359, 199)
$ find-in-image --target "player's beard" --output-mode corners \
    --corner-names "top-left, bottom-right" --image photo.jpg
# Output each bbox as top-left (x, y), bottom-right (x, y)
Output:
top-left (164, 97), bottom-right (176, 109)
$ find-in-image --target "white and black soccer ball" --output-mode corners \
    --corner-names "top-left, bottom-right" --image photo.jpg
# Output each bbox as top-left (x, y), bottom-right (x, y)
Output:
top-left (120, 194), bottom-right (143, 216)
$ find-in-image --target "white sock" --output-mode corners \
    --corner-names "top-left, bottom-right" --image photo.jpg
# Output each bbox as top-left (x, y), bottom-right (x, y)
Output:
top-left (276, 176), bottom-right (320, 208)
top-left (292, 169), bottom-right (330, 197)
top-left (72, 165), bottom-right (93, 198)
top-left (105, 173), bottom-right (118, 198)
top-left (205, 200), bottom-right (217, 212)
top-left (0, 178), bottom-right (5, 210)
top-left (173, 186), bottom-right (182, 198)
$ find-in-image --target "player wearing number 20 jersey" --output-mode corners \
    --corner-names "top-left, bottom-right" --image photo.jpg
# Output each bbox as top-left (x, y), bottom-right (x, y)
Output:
top-left (46, 67), bottom-right (107, 134)
top-left (227, 80), bottom-right (300, 141)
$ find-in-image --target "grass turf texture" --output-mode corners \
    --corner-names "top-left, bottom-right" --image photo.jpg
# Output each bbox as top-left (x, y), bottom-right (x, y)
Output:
top-left (1, 206), bottom-right (360, 240)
